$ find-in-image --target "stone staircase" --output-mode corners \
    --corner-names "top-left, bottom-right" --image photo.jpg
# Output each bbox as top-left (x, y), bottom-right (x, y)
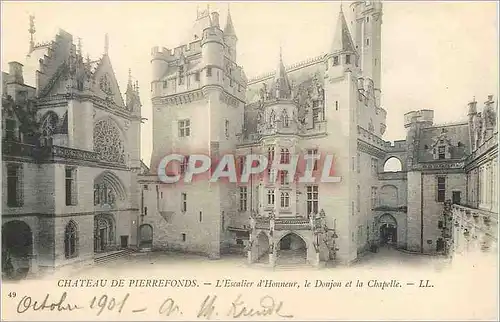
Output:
top-left (94, 248), bottom-right (135, 265)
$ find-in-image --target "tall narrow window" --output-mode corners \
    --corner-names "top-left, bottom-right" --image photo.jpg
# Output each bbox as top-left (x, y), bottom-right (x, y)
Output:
top-left (144, 207), bottom-right (148, 216)
top-left (357, 153), bottom-right (361, 173)
top-left (333, 56), bottom-right (339, 66)
top-left (206, 67), bottom-right (212, 77)
top-left (5, 119), bottom-right (17, 141)
top-left (65, 167), bottom-right (77, 206)
top-left (239, 187), bottom-right (248, 211)
top-left (437, 177), bottom-right (446, 202)
top-left (280, 148), bottom-right (290, 164)
top-left (195, 72), bottom-right (200, 81)
top-left (225, 120), bottom-right (229, 138)
top-left (345, 55), bottom-right (351, 64)
top-left (279, 170), bottom-right (289, 185)
top-left (182, 233), bottom-right (186, 242)
top-left (268, 146), bottom-right (275, 163)
top-left (306, 185), bottom-right (319, 215)
top-left (335, 101), bottom-right (339, 111)
top-left (267, 189), bottom-right (275, 205)
top-left (307, 149), bottom-right (319, 171)
top-left (7, 164), bottom-right (23, 207)
top-left (178, 119), bottom-right (191, 137)
top-left (180, 156), bottom-right (189, 174)
top-left (181, 193), bottom-right (187, 212)
top-left (371, 187), bottom-right (378, 209)
top-left (280, 192), bottom-right (290, 208)
top-left (199, 211), bottom-right (203, 222)
top-left (357, 185), bottom-right (361, 212)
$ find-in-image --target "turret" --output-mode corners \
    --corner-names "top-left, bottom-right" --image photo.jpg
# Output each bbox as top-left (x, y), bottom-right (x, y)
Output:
top-left (404, 110), bottom-right (434, 129)
top-left (326, 6), bottom-right (358, 79)
top-left (223, 5), bottom-right (238, 62)
top-left (201, 24), bottom-right (224, 87)
top-left (8, 62), bottom-right (24, 84)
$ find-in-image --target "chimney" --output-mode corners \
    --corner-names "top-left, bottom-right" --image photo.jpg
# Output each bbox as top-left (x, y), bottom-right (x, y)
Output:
top-left (8, 61), bottom-right (24, 84)
top-left (211, 12), bottom-right (220, 28)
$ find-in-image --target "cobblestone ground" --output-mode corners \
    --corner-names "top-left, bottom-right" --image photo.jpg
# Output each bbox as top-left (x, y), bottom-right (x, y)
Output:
top-left (41, 246), bottom-right (454, 280)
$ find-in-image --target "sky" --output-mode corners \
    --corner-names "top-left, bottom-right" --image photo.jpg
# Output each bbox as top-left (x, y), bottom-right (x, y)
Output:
top-left (1, 1), bottom-right (498, 165)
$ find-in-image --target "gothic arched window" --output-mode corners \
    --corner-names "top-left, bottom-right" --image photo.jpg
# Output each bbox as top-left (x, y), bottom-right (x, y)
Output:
top-left (64, 220), bottom-right (79, 259)
top-left (93, 119), bottom-right (125, 164)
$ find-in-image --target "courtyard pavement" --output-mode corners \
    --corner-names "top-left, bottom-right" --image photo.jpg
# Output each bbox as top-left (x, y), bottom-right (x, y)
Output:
top-left (39, 246), bottom-right (455, 281)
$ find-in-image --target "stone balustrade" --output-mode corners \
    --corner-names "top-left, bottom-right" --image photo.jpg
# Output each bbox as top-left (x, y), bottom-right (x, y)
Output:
top-left (450, 204), bottom-right (498, 254)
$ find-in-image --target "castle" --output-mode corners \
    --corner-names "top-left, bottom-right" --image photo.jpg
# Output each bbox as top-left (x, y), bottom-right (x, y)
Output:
top-left (2, 2), bottom-right (497, 277)
top-left (140, 2), bottom-right (498, 266)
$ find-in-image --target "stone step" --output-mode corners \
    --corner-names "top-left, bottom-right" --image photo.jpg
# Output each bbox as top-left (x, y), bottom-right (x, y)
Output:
top-left (94, 249), bottom-right (135, 264)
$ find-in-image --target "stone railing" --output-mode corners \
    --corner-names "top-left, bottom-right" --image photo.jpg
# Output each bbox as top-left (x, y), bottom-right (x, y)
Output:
top-left (465, 133), bottom-right (498, 166)
top-left (357, 126), bottom-right (386, 150)
top-left (450, 204), bottom-right (498, 253)
top-left (47, 145), bottom-right (100, 162)
top-left (2, 141), bottom-right (39, 159)
top-left (253, 216), bottom-right (312, 231)
top-left (452, 204), bottom-right (498, 230)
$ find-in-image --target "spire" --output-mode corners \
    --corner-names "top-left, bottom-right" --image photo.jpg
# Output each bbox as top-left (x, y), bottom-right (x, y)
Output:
top-left (104, 33), bottom-right (109, 55)
top-left (127, 68), bottom-right (133, 91)
top-left (274, 45), bottom-right (291, 100)
top-left (28, 15), bottom-right (36, 54)
top-left (224, 3), bottom-right (237, 39)
top-left (331, 7), bottom-right (356, 54)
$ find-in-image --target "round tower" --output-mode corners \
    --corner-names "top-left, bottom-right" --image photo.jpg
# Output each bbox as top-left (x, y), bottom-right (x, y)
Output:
top-left (151, 46), bottom-right (170, 82)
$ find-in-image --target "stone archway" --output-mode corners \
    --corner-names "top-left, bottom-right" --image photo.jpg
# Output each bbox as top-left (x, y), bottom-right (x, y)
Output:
top-left (256, 232), bottom-right (270, 263)
top-left (277, 232), bottom-right (307, 265)
top-left (378, 214), bottom-right (398, 246)
top-left (2, 220), bottom-right (33, 279)
top-left (139, 224), bottom-right (153, 249)
top-left (94, 214), bottom-right (116, 253)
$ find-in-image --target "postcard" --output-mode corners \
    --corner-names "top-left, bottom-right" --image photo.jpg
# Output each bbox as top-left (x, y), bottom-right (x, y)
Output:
top-left (1, 1), bottom-right (498, 321)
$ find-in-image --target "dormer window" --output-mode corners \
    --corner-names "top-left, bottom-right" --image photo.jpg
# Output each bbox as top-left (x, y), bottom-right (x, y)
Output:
top-left (438, 146), bottom-right (446, 159)
top-left (333, 56), bottom-right (339, 66)
top-left (345, 55), bottom-right (351, 64)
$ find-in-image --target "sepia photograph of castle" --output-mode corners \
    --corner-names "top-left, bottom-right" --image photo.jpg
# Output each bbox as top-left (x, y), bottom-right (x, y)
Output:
top-left (1, 0), bottom-right (498, 283)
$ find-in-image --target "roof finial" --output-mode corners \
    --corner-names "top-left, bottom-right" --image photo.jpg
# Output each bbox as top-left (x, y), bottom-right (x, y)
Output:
top-left (128, 68), bottom-right (132, 84)
top-left (104, 33), bottom-right (109, 55)
top-left (340, 0), bottom-right (344, 12)
top-left (28, 15), bottom-right (36, 54)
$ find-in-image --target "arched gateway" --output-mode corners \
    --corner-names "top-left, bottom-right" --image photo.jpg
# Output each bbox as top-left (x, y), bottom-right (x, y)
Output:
top-left (2, 220), bottom-right (33, 279)
top-left (277, 232), bottom-right (307, 264)
top-left (94, 214), bottom-right (116, 253)
top-left (378, 214), bottom-right (398, 246)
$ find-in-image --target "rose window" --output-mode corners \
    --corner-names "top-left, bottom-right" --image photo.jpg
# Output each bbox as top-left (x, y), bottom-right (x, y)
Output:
top-left (93, 119), bottom-right (125, 164)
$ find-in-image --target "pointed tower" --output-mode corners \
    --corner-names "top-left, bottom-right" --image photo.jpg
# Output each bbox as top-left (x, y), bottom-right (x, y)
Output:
top-left (273, 47), bottom-right (291, 100)
top-left (224, 4), bottom-right (238, 62)
top-left (327, 5), bottom-right (358, 77)
top-left (321, 5), bottom-right (361, 265)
